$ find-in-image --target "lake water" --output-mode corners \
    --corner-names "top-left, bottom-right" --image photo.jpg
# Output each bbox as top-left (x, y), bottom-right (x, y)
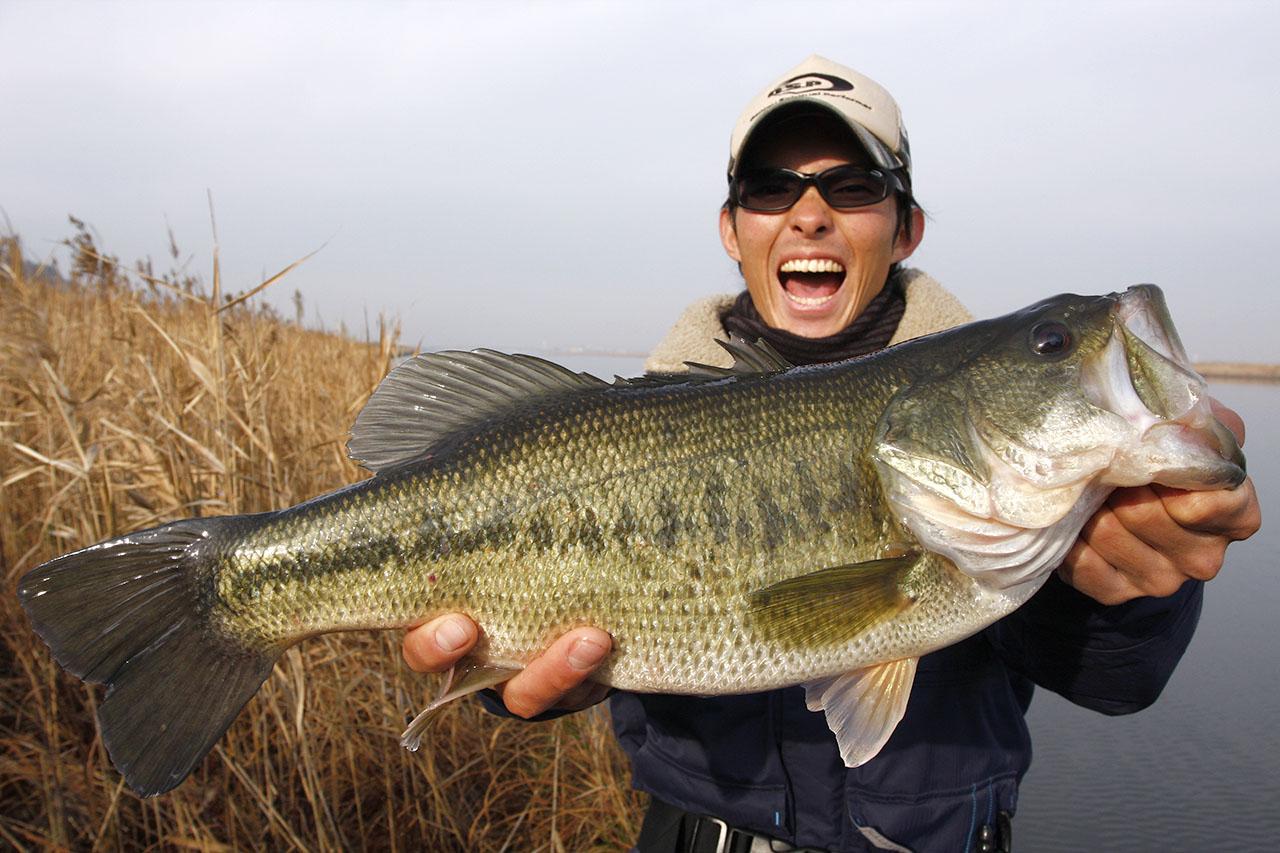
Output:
top-left (556, 356), bottom-right (1277, 850)
top-left (1018, 380), bottom-right (1278, 852)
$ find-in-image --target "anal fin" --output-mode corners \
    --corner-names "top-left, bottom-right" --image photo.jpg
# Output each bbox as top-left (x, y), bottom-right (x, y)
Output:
top-left (805, 657), bottom-right (919, 767)
top-left (400, 657), bottom-right (519, 751)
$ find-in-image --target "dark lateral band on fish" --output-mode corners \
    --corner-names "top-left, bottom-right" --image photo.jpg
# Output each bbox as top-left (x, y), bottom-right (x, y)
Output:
top-left (18, 284), bottom-right (1246, 796)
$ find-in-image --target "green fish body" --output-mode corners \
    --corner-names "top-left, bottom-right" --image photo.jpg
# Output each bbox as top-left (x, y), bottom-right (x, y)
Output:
top-left (20, 285), bottom-right (1246, 795)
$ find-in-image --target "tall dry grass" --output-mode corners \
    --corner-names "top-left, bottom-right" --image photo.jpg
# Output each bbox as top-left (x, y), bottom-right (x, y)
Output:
top-left (0, 228), bottom-right (644, 851)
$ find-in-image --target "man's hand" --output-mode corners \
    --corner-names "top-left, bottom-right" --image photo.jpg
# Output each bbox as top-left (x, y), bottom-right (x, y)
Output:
top-left (402, 614), bottom-right (612, 718)
top-left (1060, 399), bottom-right (1261, 605)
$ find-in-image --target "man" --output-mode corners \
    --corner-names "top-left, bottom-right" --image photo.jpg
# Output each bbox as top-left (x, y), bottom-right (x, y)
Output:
top-left (404, 56), bottom-right (1260, 850)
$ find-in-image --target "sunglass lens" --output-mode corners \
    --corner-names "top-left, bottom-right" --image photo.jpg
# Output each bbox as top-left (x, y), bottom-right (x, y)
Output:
top-left (821, 168), bottom-right (890, 208)
top-left (737, 171), bottom-right (803, 211)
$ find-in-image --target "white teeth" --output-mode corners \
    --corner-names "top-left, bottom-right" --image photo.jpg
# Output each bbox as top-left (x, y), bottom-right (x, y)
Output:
top-left (784, 291), bottom-right (835, 306)
top-left (779, 258), bottom-right (845, 274)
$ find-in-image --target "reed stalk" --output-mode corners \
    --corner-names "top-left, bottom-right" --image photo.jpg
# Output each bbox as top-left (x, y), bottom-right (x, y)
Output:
top-left (0, 228), bottom-right (645, 850)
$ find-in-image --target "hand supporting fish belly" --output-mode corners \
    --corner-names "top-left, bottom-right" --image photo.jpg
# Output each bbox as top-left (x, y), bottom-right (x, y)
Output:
top-left (19, 284), bottom-right (1247, 796)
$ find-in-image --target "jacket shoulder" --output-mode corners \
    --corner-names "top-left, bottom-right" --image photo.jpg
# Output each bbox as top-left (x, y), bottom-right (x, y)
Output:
top-left (644, 293), bottom-right (739, 374)
top-left (890, 268), bottom-right (973, 344)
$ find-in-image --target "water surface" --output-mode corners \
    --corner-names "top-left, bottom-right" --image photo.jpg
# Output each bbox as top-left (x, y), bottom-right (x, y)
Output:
top-left (1018, 381), bottom-right (1277, 851)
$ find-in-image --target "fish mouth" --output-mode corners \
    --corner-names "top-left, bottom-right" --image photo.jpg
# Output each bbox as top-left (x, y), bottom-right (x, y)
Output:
top-left (1083, 284), bottom-right (1246, 490)
top-left (777, 257), bottom-right (846, 309)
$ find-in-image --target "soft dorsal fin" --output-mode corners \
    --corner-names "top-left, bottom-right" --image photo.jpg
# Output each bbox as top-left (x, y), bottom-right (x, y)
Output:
top-left (348, 349), bottom-right (609, 473)
top-left (684, 334), bottom-right (793, 378)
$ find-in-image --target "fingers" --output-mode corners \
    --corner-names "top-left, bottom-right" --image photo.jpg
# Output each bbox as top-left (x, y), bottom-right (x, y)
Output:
top-left (402, 614), bottom-right (479, 673)
top-left (1062, 500), bottom-right (1185, 604)
top-left (1106, 486), bottom-right (1214, 568)
top-left (1059, 536), bottom-right (1144, 605)
top-left (496, 628), bottom-right (612, 719)
top-left (1062, 475), bottom-right (1261, 606)
top-left (402, 618), bottom-right (613, 718)
top-left (1154, 477), bottom-right (1260, 541)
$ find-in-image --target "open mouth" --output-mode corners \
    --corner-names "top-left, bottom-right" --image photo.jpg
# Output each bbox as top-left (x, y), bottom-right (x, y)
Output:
top-left (778, 258), bottom-right (846, 306)
top-left (1083, 285), bottom-right (1246, 490)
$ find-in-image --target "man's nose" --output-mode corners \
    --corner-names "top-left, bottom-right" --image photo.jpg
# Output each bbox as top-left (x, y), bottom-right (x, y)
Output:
top-left (787, 187), bottom-right (832, 236)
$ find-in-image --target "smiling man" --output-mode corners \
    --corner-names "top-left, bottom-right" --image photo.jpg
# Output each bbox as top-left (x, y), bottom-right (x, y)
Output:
top-left (720, 114), bottom-right (919, 339)
top-left (404, 56), bottom-right (1260, 851)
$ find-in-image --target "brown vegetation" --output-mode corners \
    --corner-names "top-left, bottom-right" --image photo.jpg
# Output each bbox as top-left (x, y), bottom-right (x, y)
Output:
top-left (1194, 362), bottom-right (1280, 382)
top-left (0, 229), bottom-right (643, 850)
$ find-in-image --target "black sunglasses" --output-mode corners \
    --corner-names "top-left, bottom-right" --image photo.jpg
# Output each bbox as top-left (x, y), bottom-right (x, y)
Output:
top-left (730, 165), bottom-right (904, 212)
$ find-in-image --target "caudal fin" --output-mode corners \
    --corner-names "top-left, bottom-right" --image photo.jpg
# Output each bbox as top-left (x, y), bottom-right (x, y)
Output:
top-left (18, 518), bottom-right (279, 796)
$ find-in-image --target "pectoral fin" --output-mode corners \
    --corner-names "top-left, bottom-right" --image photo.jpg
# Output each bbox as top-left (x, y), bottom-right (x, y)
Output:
top-left (748, 555), bottom-right (918, 647)
top-left (400, 658), bottom-right (519, 751)
top-left (805, 657), bottom-right (919, 767)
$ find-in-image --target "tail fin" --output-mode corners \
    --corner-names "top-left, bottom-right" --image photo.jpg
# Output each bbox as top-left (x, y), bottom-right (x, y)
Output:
top-left (18, 518), bottom-right (279, 796)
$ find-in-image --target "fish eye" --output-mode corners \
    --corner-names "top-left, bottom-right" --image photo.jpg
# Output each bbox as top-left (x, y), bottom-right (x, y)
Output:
top-left (1029, 321), bottom-right (1073, 357)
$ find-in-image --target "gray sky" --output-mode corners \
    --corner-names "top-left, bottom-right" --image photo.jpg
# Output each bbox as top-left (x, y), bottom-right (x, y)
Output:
top-left (4, 0), bottom-right (1278, 363)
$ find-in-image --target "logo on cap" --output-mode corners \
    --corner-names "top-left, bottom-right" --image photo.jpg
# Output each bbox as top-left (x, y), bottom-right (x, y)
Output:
top-left (768, 73), bottom-right (854, 98)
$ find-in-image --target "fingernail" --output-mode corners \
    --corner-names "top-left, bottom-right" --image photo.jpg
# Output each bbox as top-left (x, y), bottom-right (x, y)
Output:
top-left (567, 636), bottom-right (608, 671)
top-left (434, 617), bottom-right (470, 653)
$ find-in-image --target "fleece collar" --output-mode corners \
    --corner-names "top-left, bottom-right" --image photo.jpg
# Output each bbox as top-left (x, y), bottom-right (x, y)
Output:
top-left (643, 268), bottom-right (973, 374)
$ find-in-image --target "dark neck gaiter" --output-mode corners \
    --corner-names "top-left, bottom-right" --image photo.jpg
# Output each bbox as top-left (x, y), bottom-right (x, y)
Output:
top-left (721, 275), bottom-right (906, 367)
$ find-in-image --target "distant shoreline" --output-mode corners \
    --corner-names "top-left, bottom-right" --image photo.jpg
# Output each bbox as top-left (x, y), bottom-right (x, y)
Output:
top-left (1196, 362), bottom-right (1280, 382)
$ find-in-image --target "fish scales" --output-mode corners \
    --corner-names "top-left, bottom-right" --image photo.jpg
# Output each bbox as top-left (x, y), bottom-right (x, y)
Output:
top-left (20, 285), bottom-right (1246, 793)
top-left (216, 358), bottom-right (948, 693)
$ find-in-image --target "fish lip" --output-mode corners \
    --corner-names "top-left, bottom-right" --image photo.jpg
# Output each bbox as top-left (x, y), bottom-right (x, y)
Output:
top-left (1101, 284), bottom-right (1203, 422)
top-left (1086, 285), bottom-right (1247, 489)
top-left (1114, 284), bottom-right (1193, 369)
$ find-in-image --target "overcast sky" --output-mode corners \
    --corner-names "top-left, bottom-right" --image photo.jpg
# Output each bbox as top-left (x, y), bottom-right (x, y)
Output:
top-left (4, 0), bottom-right (1278, 364)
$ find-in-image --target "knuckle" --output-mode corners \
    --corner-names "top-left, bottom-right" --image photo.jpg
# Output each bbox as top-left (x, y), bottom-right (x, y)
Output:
top-left (1165, 490), bottom-right (1221, 529)
top-left (1182, 547), bottom-right (1225, 581)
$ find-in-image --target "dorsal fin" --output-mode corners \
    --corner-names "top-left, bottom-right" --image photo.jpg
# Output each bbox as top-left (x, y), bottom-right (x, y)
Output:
top-left (348, 349), bottom-right (609, 473)
top-left (684, 334), bottom-right (793, 378)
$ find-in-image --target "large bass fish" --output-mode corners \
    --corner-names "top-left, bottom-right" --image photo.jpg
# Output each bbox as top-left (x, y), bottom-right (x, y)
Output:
top-left (19, 285), bottom-right (1245, 796)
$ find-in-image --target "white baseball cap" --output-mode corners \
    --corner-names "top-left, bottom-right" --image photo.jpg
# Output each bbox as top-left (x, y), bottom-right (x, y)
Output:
top-left (729, 55), bottom-right (911, 179)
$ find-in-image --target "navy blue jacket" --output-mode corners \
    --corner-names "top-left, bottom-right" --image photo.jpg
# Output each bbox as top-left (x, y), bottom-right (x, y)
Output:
top-left (608, 575), bottom-right (1203, 851)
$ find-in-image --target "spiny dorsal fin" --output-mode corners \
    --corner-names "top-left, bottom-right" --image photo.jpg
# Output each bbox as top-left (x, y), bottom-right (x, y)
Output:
top-left (748, 554), bottom-right (918, 648)
top-left (349, 349), bottom-right (610, 473)
top-left (684, 334), bottom-right (793, 378)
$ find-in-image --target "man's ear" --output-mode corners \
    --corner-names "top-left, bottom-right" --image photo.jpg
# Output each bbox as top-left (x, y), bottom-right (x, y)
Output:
top-left (719, 206), bottom-right (742, 262)
top-left (892, 207), bottom-right (926, 263)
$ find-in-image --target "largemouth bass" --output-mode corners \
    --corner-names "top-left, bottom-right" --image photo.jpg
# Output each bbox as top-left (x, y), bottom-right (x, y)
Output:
top-left (19, 285), bottom-right (1245, 796)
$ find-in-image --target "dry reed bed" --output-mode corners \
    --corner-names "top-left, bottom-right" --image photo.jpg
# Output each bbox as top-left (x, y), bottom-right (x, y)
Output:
top-left (0, 233), bottom-right (643, 850)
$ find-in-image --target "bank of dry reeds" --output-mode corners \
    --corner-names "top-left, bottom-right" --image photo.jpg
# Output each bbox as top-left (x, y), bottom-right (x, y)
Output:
top-left (0, 229), bottom-right (644, 850)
